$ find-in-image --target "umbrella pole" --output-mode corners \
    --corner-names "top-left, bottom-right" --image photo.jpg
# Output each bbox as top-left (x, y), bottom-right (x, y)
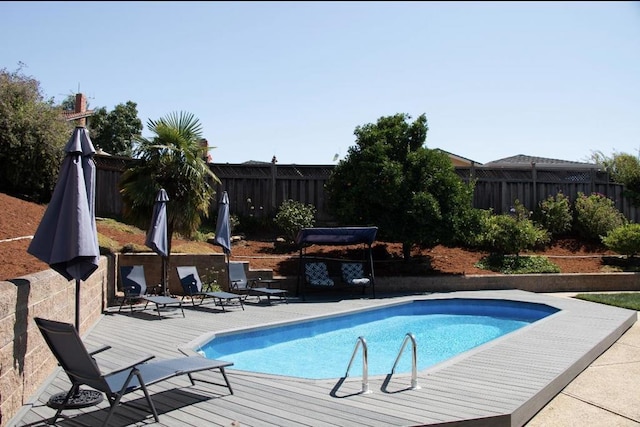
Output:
top-left (162, 257), bottom-right (168, 296)
top-left (226, 253), bottom-right (231, 291)
top-left (75, 279), bottom-right (81, 331)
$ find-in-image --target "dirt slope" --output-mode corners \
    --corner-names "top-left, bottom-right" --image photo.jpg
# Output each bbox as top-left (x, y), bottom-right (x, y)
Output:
top-left (0, 193), bottom-right (614, 281)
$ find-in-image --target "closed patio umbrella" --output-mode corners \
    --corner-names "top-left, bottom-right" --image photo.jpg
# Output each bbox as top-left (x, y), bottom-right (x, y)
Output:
top-left (27, 126), bottom-right (100, 331)
top-left (145, 188), bottom-right (169, 295)
top-left (213, 191), bottom-right (231, 286)
top-left (27, 126), bottom-right (102, 409)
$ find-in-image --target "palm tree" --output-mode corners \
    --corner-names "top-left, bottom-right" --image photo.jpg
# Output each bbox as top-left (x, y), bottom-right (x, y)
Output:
top-left (119, 111), bottom-right (219, 256)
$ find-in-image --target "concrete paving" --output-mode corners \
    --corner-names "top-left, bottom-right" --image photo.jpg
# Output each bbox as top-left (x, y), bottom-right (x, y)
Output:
top-left (526, 294), bottom-right (640, 426)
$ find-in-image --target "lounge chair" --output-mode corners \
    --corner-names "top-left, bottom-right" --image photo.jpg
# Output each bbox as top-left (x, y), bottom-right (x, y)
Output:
top-left (176, 266), bottom-right (245, 311)
top-left (34, 317), bottom-right (233, 427)
top-left (341, 262), bottom-right (371, 294)
top-left (119, 265), bottom-right (184, 318)
top-left (305, 261), bottom-right (334, 286)
top-left (228, 261), bottom-right (288, 304)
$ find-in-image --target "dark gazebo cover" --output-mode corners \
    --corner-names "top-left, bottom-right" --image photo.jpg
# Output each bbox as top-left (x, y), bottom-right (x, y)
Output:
top-left (295, 227), bottom-right (378, 247)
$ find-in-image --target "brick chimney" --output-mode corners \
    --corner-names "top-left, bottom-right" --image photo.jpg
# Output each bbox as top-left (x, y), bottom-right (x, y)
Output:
top-left (75, 93), bottom-right (87, 127)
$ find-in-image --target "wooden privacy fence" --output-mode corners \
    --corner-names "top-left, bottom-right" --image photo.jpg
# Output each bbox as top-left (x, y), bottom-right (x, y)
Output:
top-left (457, 165), bottom-right (640, 222)
top-left (94, 155), bottom-right (640, 223)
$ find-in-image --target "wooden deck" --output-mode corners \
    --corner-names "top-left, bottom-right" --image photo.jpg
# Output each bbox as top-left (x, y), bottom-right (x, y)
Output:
top-left (10, 290), bottom-right (637, 427)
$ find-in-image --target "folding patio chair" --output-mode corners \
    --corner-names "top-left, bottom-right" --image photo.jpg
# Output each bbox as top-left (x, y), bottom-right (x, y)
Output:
top-left (35, 317), bottom-right (233, 426)
top-left (119, 265), bottom-right (185, 318)
top-left (176, 266), bottom-right (245, 311)
top-left (228, 261), bottom-right (288, 304)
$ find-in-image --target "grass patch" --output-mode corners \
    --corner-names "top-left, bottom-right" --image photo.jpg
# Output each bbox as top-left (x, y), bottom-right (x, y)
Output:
top-left (574, 293), bottom-right (640, 311)
top-left (97, 218), bottom-right (145, 235)
top-left (475, 254), bottom-right (561, 274)
top-left (97, 234), bottom-right (120, 255)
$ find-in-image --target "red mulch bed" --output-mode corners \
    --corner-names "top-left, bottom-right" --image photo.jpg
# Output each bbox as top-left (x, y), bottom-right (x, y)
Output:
top-left (0, 192), bottom-right (617, 282)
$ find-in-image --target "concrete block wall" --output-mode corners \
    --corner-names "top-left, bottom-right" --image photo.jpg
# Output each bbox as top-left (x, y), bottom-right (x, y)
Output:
top-left (0, 256), bottom-right (110, 427)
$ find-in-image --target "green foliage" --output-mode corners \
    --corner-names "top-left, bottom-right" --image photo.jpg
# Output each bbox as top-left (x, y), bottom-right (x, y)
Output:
top-left (592, 150), bottom-right (640, 207)
top-left (119, 111), bottom-right (220, 256)
top-left (475, 254), bottom-right (560, 274)
top-left (532, 192), bottom-right (573, 237)
top-left (573, 192), bottom-right (627, 242)
top-left (325, 113), bottom-right (476, 259)
top-left (87, 101), bottom-right (143, 156)
top-left (459, 208), bottom-right (494, 248)
top-left (602, 223), bottom-right (640, 257)
top-left (480, 212), bottom-right (550, 256)
top-left (274, 199), bottom-right (316, 242)
top-left (0, 66), bottom-right (73, 202)
top-left (509, 199), bottom-right (531, 220)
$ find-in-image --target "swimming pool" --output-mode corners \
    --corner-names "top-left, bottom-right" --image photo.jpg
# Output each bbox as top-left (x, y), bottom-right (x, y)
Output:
top-left (196, 298), bottom-right (559, 379)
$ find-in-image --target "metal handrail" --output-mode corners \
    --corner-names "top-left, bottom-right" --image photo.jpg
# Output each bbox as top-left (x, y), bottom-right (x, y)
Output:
top-left (390, 332), bottom-right (421, 390)
top-left (344, 336), bottom-right (371, 394)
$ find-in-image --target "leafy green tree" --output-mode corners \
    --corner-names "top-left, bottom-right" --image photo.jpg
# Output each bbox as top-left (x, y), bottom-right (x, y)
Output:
top-left (119, 111), bottom-right (220, 257)
top-left (88, 102), bottom-right (142, 156)
top-left (592, 150), bottom-right (640, 206)
top-left (0, 66), bottom-right (73, 202)
top-left (61, 94), bottom-right (142, 157)
top-left (325, 113), bottom-right (476, 260)
top-left (60, 93), bottom-right (77, 111)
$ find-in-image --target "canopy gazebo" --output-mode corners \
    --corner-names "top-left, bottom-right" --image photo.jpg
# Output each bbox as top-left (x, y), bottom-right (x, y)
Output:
top-left (295, 226), bottom-right (378, 298)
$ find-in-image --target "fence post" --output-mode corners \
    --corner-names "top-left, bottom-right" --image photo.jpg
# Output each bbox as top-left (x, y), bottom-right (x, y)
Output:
top-left (271, 158), bottom-right (277, 215)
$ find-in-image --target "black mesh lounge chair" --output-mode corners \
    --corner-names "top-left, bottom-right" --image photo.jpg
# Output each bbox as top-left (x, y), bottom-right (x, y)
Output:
top-left (228, 261), bottom-right (288, 304)
top-left (176, 266), bottom-right (245, 311)
top-left (34, 317), bottom-right (233, 427)
top-left (119, 265), bottom-right (185, 318)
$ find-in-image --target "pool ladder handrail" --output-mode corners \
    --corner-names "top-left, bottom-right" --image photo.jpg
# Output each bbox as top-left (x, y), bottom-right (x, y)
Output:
top-left (344, 336), bottom-right (372, 394)
top-left (390, 332), bottom-right (421, 390)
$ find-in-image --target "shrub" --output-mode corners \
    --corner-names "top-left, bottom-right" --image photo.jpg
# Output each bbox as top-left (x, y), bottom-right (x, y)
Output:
top-left (481, 214), bottom-right (550, 256)
top-left (460, 208), bottom-right (493, 249)
top-left (602, 223), bottom-right (640, 257)
top-left (509, 199), bottom-right (531, 221)
top-left (274, 199), bottom-right (316, 243)
top-left (573, 192), bottom-right (627, 242)
top-left (532, 192), bottom-right (573, 237)
top-left (475, 254), bottom-right (560, 274)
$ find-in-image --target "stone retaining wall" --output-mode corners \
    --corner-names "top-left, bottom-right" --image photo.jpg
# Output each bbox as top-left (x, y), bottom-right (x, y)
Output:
top-left (0, 256), bottom-right (110, 427)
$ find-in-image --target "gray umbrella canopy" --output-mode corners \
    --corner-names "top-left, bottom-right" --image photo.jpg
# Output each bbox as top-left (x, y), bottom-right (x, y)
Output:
top-left (213, 191), bottom-right (231, 287)
top-left (214, 191), bottom-right (231, 255)
top-left (145, 188), bottom-right (169, 295)
top-left (27, 126), bottom-right (100, 329)
top-left (145, 188), bottom-right (169, 257)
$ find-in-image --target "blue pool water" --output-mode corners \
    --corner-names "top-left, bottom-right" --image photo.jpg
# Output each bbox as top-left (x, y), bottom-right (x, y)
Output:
top-left (198, 298), bottom-right (558, 379)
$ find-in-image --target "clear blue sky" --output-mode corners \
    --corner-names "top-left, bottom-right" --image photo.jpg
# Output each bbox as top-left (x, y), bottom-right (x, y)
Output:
top-left (1, 1), bottom-right (639, 165)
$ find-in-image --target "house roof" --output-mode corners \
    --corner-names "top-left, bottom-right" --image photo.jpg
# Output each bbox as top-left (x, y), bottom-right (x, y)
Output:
top-left (435, 149), bottom-right (482, 166)
top-left (482, 154), bottom-right (600, 170)
top-left (61, 110), bottom-right (95, 122)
